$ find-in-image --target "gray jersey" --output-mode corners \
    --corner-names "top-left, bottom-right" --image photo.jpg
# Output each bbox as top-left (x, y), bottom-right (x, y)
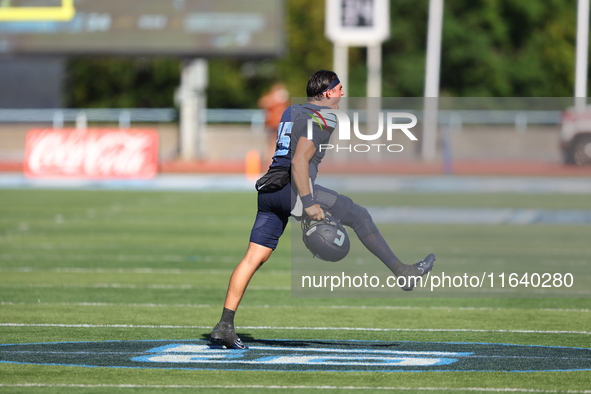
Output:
top-left (287, 103), bottom-right (337, 181)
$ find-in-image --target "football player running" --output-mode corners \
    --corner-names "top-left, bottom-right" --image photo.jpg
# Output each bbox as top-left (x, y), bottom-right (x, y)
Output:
top-left (210, 70), bottom-right (435, 349)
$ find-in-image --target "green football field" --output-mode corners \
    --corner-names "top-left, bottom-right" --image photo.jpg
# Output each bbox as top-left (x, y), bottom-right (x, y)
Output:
top-left (0, 186), bottom-right (590, 393)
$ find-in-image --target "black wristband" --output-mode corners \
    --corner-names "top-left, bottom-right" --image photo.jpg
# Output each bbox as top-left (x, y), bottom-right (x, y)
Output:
top-left (300, 193), bottom-right (316, 209)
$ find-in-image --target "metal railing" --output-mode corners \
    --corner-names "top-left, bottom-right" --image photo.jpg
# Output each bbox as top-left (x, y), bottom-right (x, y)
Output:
top-left (0, 108), bottom-right (563, 128)
top-left (0, 108), bottom-right (177, 127)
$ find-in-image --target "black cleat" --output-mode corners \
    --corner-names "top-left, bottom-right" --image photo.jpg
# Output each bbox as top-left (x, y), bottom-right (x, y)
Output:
top-left (210, 322), bottom-right (248, 350)
top-left (399, 253), bottom-right (435, 291)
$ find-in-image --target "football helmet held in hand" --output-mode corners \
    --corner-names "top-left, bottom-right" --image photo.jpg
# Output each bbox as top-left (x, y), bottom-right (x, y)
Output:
top-left (301, 212), bottom-right (350, 262)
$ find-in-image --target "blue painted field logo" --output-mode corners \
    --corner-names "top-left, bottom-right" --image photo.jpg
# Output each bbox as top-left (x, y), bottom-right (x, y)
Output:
top-left (307, 109), bottom-right (418, 154)
top-left (1, 339), bottom-right (590, 372)
top-left (132, 343), bottom-right (462, 368)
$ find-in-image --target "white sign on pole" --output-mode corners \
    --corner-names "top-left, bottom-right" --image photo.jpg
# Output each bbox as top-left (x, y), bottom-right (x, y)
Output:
top-left (325, 0), bottom-right (390, 46)
top-left (575, 0), bottom-right (590, 110)
top-left (422, 0), bottom-right (444, 162)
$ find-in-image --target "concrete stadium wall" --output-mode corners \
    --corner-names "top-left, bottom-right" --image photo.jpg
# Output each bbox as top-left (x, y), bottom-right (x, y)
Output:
top-left (0, 123), bottom-right (563, 163)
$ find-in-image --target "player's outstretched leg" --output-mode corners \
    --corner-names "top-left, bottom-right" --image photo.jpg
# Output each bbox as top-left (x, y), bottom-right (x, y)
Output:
top-left (322, 193), bottom-right (436, 291)
top-left (396, 253), bottom-right (435, 291)
top-left (356, 230), bottom-right (435, 291)
top-left (210, 308), bottom-right (248, 350)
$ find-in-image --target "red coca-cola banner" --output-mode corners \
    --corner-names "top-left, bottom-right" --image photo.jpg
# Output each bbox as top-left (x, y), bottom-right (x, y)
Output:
top-left (24, 129), bottom-right (159, 179)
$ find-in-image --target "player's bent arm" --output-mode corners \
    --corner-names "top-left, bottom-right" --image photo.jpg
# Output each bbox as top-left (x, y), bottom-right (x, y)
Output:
top-left (292, 136), bottom-right (324, 220)
top-left (291, 136), bottom-right (315, 196)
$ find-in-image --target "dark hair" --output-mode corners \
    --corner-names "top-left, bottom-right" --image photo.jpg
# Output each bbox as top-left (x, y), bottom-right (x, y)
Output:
top-left (306, 70), bottom-right (338, 101)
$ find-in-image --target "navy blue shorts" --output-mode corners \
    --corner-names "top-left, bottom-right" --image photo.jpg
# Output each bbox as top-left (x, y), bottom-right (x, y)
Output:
top-left (249, 183), bottom-right (294, 249)
top-left (249, 182), bottom-right (354, 249)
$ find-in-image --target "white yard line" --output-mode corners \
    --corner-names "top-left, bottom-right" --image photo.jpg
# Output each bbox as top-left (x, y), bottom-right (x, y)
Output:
top-left (0, 267), bottom-right (238, 274)
top-left (0, 283), bottom-right (290, 290)
top-left (1, 301), bottom-right (588, 313)
top-left (0, 301), bottom-right (213, 308)
top-left (1, 323), bottom-right (590, 335)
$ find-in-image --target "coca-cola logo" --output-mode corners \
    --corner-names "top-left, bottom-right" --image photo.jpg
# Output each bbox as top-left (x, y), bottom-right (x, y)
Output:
top-left (25, 129), bottom-right (159, 179)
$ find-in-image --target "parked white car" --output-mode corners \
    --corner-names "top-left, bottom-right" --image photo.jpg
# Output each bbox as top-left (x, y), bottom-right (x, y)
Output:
top-left (560, 107), bottom-right (591, 164)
